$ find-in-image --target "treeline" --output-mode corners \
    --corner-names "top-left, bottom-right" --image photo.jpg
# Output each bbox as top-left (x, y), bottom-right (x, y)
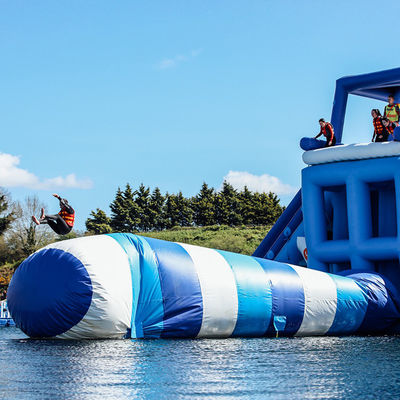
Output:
top-left (85, 182), bottom-right (284, 234)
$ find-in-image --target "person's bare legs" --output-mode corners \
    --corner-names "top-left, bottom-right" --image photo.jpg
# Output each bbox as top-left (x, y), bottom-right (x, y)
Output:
top-left (40, 208), bottom-right (45, 220)
top-left (31, 216), bottom-right (40, 225)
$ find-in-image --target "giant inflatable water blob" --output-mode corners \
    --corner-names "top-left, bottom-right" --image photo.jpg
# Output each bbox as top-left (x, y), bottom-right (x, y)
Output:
top-left (7, 234), bottom-right (400, 339)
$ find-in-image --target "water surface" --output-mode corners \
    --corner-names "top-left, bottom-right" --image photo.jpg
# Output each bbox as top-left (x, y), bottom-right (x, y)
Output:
top-left (1, 327), bottom-right (399, 399)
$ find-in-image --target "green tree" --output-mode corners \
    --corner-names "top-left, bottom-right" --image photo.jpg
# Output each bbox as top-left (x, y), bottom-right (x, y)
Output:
top-left (85, 208), bottom-right (112, 234)
top-left (149, 187), bottom-right (166, 230)
top-left (252, 192), bottom-right (284, 226)
top-left (192, 183), bottom-right (216, 226)
top-left (135, 184), bottom-right (151, 231)
top-left (124, 184), bottom-right (142, 231)
top-left (110, 185), bottom-right (141, 232)
top-left (0, 189), bottom-right (14, 236)
top-left (214, 181), bottom-right (242, 226)
top-left (175, 191), bottom-right (193, 227)
top-left (110, 187), bottom-right (127, 232)
top-left (239, 186), bottom-right (256, 225)
top-left (163, 193), bottom-right (180, 229)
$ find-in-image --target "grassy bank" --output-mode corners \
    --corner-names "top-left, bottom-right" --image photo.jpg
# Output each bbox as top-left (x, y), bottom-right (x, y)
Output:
top-left (140, 225), bottom-right (270, 255)
top-left (0, 225), bottom-right (271, 300)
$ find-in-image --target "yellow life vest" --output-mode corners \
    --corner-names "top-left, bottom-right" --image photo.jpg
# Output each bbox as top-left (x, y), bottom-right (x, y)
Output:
top-left (385, 104), bottom-right (400, 122)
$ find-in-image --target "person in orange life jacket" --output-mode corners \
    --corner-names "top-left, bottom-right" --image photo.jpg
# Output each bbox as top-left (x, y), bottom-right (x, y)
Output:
top-left (314, 118), bottom-right (336, 147)
top-left (382, 117), bottom-right (398, 140)
top-left (32, 194), bottom-right (75, 235)
top-left (371, 109), bottom-right (388, 142)
top-left (383, 95), bottom-right (400, 123)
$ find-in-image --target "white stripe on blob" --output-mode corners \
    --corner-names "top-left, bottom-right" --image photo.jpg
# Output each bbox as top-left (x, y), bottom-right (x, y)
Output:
top-left (291, 265), bottom-right (337, 336)
top-left (179, 243), bottom-right (238, 338)
top-left (44, 235), bottom-right (133, 339)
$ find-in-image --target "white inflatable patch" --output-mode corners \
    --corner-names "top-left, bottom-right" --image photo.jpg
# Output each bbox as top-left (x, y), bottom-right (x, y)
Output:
top-left (43, 236), bottom-right (133, 339)
top-left (303, 142), bottom-right (400, 166)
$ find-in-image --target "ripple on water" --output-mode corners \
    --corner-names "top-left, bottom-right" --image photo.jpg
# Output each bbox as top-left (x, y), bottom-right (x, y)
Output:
top-left (1, 328), bottom-right (400, 399)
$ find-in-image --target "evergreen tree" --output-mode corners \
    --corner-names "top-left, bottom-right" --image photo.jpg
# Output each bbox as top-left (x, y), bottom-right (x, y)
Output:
top-left (124, 184), bottom-right (141, 231)
top-left (175, 191), bottom-right (193, 227)
top-left (110, 184), bottom-right (141, 232)
top-left (0, 189), bottom-right (13, 236)
top-left (267, 192), bottom-right (284, 224)
top-left (239, 186), bottom-right (256, 225)
top-left (149, 187), bottom-right (166, 230)
top-left (163, 193), bottom-right (180, 229)
top-left (110, 187), bottom-right (128, 232)
top-left (192, 183), bottom-right (216, 226)
top-left (252, 192), bottom-right (284, 225)
top-left (135, 184), bottom-right (151, 231)
top-left (85, 208), bottom-right (112, 234)
top-left (214, 181), bottom-right (242, 226)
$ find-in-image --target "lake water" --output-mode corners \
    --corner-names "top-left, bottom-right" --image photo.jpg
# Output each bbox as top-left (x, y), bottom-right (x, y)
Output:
top-left (1, 327), bottom-right (400, 399)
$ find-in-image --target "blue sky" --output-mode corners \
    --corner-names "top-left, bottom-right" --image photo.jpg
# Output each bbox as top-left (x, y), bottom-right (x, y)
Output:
top-left (1, 0), bottom-right (399, 230)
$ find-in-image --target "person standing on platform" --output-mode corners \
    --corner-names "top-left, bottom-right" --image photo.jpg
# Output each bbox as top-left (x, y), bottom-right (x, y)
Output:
top-left (371, 109), bottom-right (387, 142)
top-left (314, 118), bottom-right (336, 147)
top-left (383, 95), bottom-right (400, 123)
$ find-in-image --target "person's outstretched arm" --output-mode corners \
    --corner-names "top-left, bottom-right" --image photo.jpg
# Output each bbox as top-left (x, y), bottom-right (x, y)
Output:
top-left (314, 130), bottom-right (322, 139)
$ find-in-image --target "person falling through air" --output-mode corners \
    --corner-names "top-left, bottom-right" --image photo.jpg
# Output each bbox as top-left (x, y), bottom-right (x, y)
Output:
top-left (32, 194), bottom-right (75, 235)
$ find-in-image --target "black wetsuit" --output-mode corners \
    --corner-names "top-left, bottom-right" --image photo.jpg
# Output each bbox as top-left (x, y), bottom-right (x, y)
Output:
top-left (41, 199), bottom-right (74, 235)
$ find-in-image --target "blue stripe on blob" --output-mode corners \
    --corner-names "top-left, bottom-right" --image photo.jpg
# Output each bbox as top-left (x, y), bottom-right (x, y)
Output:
top-left (327, 274), bottom-right (368, 335)
top-left (255, 259), bottom-right (305, 336)
top-left (108, 233), bottom-right (141, 338)
top-left (109, 234), bottom-right (164, 338)
top-left (350, 273), bottom-right (400, 334)
top-left (7, 248), bottom-right (92, 338)
top-left (143, 237), bottom-right (203, 338)
top-left (217, 250), bottom-right (272, 337)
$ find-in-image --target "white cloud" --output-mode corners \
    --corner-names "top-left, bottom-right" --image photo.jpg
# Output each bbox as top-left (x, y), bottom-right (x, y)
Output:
top-left (0, 152), bottom-right (93, 190)
top-left (223, 170), bottom-right (297, 195)
top-left (156, 48), bottom-right (203, 69)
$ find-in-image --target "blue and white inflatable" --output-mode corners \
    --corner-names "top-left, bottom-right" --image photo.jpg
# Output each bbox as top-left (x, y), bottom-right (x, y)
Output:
top-left (7, 234), bottom-right (400, 339)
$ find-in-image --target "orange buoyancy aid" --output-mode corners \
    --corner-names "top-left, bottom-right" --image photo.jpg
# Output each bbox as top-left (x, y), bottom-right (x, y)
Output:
top-left (384, 104), bottom-right (400, 122)
top-left (321, 122), bottom-right (334, 139)
top-left (59, 209), bottom-right (75, 227)
top-left (373, 117), bottom-right (384, 134)
top-left (387, 123), bottom-right (395, 135)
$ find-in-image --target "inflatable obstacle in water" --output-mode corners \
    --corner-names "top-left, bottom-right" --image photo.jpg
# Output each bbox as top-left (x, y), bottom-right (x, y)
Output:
top-left (7, 67), bottom-right (400, 339)
top-left (6, 234), bottom-right (400, 339)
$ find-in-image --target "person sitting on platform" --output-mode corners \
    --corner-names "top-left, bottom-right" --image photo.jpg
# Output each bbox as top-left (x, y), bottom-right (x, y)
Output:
top-left (314, 118), bottom-right (336, 147)
top-left (32, 194), bottom-right (75, 235)
top-left (371, 109), bottom-right (388, 142)
top-left (383, 95), bottom-right (400, 123)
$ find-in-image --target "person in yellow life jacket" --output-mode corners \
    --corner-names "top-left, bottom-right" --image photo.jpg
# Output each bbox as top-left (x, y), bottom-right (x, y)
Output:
top-left (371, 109), bottom-right (388, 142)
top-left (32, 194), bottom-right (75, 235)
top-left (314, 118), bottom-right (336, 147)
top-left (383, 95), bottom-right (400, 123)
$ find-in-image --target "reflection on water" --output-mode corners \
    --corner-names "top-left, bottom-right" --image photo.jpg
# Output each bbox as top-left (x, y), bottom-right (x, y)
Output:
top-left (1, 327), bottom-right (400, 399)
